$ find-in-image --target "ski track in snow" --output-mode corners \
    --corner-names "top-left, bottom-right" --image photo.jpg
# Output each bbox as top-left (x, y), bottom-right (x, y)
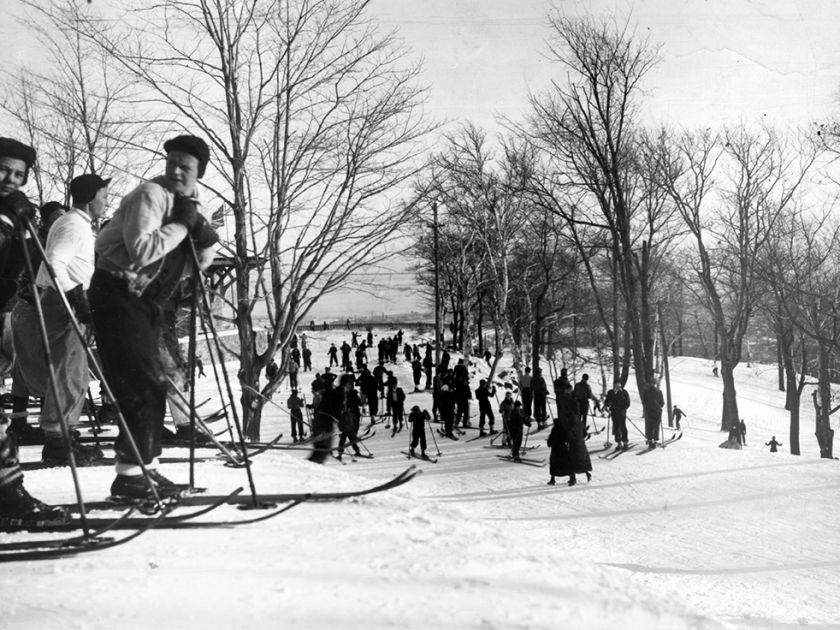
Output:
top-left (3, 330), bottom-right (839, 630)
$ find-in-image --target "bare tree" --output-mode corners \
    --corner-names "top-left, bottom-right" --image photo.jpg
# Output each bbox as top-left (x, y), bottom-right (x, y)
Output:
top-left (520, 13), bottom-right (670, 398)
top-left (70, 0), bottom-right (430, 438)
top-left (2, 0), bottom-right (151, 205)
top-left (657, 126), bottom-right (819, 436)
top-left (763, 206), bottom-right (840, 458)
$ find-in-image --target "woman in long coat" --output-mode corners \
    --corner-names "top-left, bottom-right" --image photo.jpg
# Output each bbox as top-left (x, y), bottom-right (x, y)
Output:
top-left (548, 381), bottom-right (592, 486)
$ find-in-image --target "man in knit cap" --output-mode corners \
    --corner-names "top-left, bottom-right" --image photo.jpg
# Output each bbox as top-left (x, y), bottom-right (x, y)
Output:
top-left (88, 134), bottom-right (219, 501)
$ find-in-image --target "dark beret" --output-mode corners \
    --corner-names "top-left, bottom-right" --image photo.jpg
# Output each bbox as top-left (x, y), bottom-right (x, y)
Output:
top-left (0, 137), bottom-right (36, 168)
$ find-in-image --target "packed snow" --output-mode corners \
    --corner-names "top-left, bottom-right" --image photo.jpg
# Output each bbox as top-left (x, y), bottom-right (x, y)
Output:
top-left (2, 327), bottom-right (838, 630)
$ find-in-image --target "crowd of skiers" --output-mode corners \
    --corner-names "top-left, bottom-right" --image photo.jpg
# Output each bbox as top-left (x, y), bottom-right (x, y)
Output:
top-left (0, 133), bottom-right (221, 529)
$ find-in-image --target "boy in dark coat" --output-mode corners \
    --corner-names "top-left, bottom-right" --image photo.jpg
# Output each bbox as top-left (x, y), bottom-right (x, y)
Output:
top-left (475, 379), bottom-right (496, 436)
top-left (508, 401), bottom-right (532, 461)
top-left (408, 406), bottom-right (428, 458)
top-left (604, 381), bottom-right (631, 449)
top-left (286, 388), bottom-right (305, 442)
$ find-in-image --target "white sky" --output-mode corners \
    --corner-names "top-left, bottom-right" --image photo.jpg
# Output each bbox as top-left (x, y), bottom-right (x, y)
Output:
top-left (5, 0), bottom-right (840, 317)
top-left (370, 0), bottom-right (840, 132)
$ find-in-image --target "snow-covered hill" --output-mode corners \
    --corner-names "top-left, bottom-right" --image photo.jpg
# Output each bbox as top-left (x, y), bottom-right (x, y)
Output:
top-left (3, 328), bottom-right (838, 630)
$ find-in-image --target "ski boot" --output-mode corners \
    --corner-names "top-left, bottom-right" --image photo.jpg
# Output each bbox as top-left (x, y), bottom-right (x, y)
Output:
top-left (0, 481), bottom-right (71, 530)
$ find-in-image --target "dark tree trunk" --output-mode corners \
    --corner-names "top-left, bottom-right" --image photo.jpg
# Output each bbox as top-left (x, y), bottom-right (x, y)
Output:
top-left (816, 340), bottom-right (835, 459)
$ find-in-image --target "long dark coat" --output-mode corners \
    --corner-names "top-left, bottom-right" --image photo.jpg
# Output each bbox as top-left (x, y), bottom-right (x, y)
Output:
top-left (548, 395), bottom-right (592, 475)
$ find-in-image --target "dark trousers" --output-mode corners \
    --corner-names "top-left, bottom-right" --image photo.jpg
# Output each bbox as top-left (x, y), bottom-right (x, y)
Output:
top-left (612, 413), bottom-right (628, 443)
top-left (644, 412), bottom-right (662, 442)
top-left (410, 427), bottom-right (426, 451)
top-left (521, 388), bottom-right (533, 416)
top-left (89, 270), bottom-right (166, 465)
top-left (478, 405), bottom-right (494, 429)
top-left (309, 410), bottom-right (334, 463)
top-left (290, 408), bottom-right (304, 439)
top-left (511, 431), bottom-right (523, 459)
top-left (533, 393), bottom-right (546, 422)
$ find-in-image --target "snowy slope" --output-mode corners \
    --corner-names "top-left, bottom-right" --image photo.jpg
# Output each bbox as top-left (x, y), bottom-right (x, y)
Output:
top-left (2, 329), bottom-right (838, 630)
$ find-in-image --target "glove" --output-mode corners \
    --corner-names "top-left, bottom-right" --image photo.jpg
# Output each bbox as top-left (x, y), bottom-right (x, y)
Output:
top-left (170, 195), bottom-right (200, 231)
top-left (65, 285), bottom-right (93, 326)
top-left (0, 191), bottom-right (36, 224)
top-left (192, 215), bottom-right (219, 248)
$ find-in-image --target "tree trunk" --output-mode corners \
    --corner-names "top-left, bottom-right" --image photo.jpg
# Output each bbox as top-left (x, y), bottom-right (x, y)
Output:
top-left (815, 340), bottom-right (835, 459)
top-left (720, 360), bottom-right (740, 432)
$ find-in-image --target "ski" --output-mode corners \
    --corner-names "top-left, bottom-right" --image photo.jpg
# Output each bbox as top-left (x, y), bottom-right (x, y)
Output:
top-left (588, 443), bottom-right (613, 455)
top-left (496, 455), bottom-right (546, 468)
top-left (599, 444), bottom-right (636, 460)
top-left (400, 450), bottom-right (438, 464)
top-left (66, 467), bottom-right (420, 514)
top-left (661, 432), bottom-right (683, 447)
top-left (0, 508), bottom-right (166, 561)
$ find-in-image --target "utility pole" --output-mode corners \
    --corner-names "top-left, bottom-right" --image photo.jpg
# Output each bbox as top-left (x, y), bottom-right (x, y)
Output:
top-left (433, 201), bottom-right (441, 366)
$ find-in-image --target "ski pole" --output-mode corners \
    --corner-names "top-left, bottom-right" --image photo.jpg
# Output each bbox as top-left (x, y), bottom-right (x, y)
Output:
top-left (84, 388), bottom-right (103, 451)
top-left (186, 271), bottom-right (199, 489)
top-left (425, 412), bottom-right (441, 456)
top-left (188, 241), bottom-right (259, 506)
top-left (626, 415), bottom-right (647, 439)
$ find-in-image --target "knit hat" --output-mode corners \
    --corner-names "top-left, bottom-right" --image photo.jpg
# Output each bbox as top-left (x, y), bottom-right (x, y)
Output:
top-left (0, 137), bottom-right (36, 185)
top-left (163, 135), bottom-right (210, 178)
top-left (70, 173), bottom-right (111, 205)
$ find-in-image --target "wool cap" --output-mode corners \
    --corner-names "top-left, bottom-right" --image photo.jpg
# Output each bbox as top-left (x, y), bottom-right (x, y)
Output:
top-left (70, 173), bottom-right (111, 205)
top-left (163, 135), bottom-right (210, 178)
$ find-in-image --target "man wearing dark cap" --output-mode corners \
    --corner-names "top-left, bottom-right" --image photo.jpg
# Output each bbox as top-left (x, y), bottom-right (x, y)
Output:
top-left (88, 134), bottom-right (218, 501)
top-left (11, 173), bottom-right (110, 466)
top-left (0, 137), bottom-right (70, 529)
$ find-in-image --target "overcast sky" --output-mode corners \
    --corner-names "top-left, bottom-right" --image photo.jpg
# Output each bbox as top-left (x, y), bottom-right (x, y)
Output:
top-left (370, 0), bottom-right (840, 133)
top-left (6, 0), bottom-right (840, 318)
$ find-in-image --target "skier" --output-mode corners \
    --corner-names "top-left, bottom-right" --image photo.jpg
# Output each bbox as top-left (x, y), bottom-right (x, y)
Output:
top-left (475, 379), bottom-right (496, 437)
top-left (411, 357), bottom-right (423, 392)
top-left (422, 349), bottom-right (433, 390)
top-left (712, 364), bottom-right (719, 377)
top-left (340, 341), bottom-right (352, 372)
top-left (0, 137), bottom-right (71, 529)
top-left (287, 355), bottom-right (299, 390)
top-left (195, 357), bottom-right (206, 378)
top-left (327, 343), bottom-right (338, 367)
top-left (291, 347), bottom-right (301, 367)
top-left (438, 374), bottom-right (456, 438)
top-left (604, 381), bottom-right (631, 449)
top-left (498, 391), bottom-right (515, 447)
top-left (89, 134), bottom-right (219, 500)
top-left (309, 372), bottom-right (339, 464)
top-left (765, 436), bottom-right (782, 452)
top-left (11, 173), bottom-right (110, 465)
top-left (518, 366), bottom-right (533, 417)
top-left (531, 368), bottom-right (549, 428)
top-left (572, 373), bottom-right (599, 431)
top-left (286, 388), bottom-right (306, 442)
top-left (351, 331), bottom-right (358, 348)
top-left (673, 404), bottom-right (686, 429)
top-left (336, 375), bottom-right (364, 460)
top-left (739, 419), bottom-right (747, 446)
top-left (484, 349), bottom-right (492, 365)
top-left (641, 378), bottom-right (664, 448)
top-left (302, 346), bottom-right (312, 372)
top-left (508, 400), bottom-right (532, 461)
top-left (391, 387), bottom-right (406, 436)
top-left (407, 406), bottom-right (429, 459)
